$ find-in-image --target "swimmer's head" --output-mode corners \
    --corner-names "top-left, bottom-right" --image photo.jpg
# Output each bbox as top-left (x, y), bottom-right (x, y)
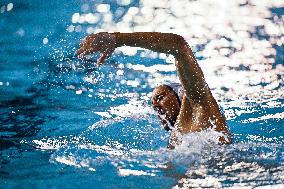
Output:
top-left (151, 84), bottom-right (182, 131)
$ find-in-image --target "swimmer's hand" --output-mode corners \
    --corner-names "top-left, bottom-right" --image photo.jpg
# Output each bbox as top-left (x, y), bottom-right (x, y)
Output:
top-left (76, 32), bottom-right (116, 65)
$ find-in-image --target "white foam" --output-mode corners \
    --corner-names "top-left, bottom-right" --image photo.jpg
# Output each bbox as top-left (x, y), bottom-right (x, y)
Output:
top-left (118, 168), bottom-right (155, 177)
top-left (244, 112), bottom-right (284, 123)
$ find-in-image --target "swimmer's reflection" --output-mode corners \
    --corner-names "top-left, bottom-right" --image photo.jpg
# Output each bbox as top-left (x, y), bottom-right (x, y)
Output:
top-left (77, 32), bottom-right (232, 148)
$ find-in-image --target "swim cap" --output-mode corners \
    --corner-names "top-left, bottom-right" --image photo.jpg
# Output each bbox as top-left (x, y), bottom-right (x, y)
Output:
top-left (167, 83), bottom-right (183, 103)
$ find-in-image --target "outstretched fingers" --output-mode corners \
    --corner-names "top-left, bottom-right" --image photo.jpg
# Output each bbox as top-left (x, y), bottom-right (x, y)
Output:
top-left (76, 35), bottom-right (97, 56)
top-left (76, 46), bottom-right (86, 56)
top-left (77, 46), bottom-right (97, 58)
top-left (96, 48), bottom-right (113, 65)
top-left (76, 33), bottom-right (116, 64)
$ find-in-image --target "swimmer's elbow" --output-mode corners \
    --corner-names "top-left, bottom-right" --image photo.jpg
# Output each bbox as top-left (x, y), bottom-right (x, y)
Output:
top-left (172, 34), bottom-right (186, 42)
top-left (170, 34), bottom-right (191, 57)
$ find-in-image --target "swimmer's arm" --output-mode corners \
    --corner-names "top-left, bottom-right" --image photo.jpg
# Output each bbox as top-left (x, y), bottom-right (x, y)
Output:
top-left (77, 32), bottom-right (219, 108)
top-left (115, 32), bottom-right (188, 57)
top-left (77, 32), bottom-right (207, 100)
top-left (114, 32), bottom-right (208, 102)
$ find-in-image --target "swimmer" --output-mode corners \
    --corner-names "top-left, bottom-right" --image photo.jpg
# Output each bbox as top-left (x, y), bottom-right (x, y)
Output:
top-left (77, 32), bottom-right (232, 148)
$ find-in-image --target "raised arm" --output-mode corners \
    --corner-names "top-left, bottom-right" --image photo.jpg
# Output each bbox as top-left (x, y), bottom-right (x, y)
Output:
top-left (77, 32), bottom-right (207, 102)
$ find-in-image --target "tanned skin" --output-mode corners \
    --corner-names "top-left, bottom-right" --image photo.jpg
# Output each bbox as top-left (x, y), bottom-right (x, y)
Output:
top-left (77, 32), bottom-right (232, 148)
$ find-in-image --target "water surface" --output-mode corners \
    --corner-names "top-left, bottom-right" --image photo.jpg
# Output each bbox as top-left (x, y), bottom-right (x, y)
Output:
top-left (0, 0), bottom-right (283, 188)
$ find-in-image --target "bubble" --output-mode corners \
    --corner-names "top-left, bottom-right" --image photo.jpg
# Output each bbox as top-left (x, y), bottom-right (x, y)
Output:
top-left (72, 13), bottom-right (80, 23)
top-left (117, 0), bottom-right (132, 6)
top-left (76, 90), bottom-right (83, 95)
top-left (7, 3), bottom-right (13, 11)
top-left (1, 5), bottom-right (6, 13)
top-left (116, 70), bottom-right (124, 76)
top-left (81, 3), bottom-right (89, 12)
top-left (96, 4), bottom-right (110, 13)
top-left (67, 25), bottom-right (75, 32)
top-left (75, 25), bottom-right (82, 32)
top-left (43, 37), bottom-right (49, 45)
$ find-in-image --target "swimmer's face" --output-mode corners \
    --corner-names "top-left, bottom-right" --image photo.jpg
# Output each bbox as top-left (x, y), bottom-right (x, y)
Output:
top-left (151, 85), bottom-right (181, 131)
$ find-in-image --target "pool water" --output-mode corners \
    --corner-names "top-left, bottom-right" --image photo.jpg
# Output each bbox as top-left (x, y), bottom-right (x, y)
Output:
top-left (1, 0), bottom-right (283, 188)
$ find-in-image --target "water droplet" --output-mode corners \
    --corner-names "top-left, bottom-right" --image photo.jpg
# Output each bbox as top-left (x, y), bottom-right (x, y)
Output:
top-left (7, 3), bottom-right (13, 11)
top-left (43, 38), bottom-right (49, 45)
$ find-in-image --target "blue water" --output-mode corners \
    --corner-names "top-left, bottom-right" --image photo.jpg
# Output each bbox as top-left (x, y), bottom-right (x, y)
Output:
top-left (1, 0), bottom-right (283, 188)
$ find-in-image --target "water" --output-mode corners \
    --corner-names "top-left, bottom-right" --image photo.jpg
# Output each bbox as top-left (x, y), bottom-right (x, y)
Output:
top-left (1, 0), bottom-right (283, 188)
